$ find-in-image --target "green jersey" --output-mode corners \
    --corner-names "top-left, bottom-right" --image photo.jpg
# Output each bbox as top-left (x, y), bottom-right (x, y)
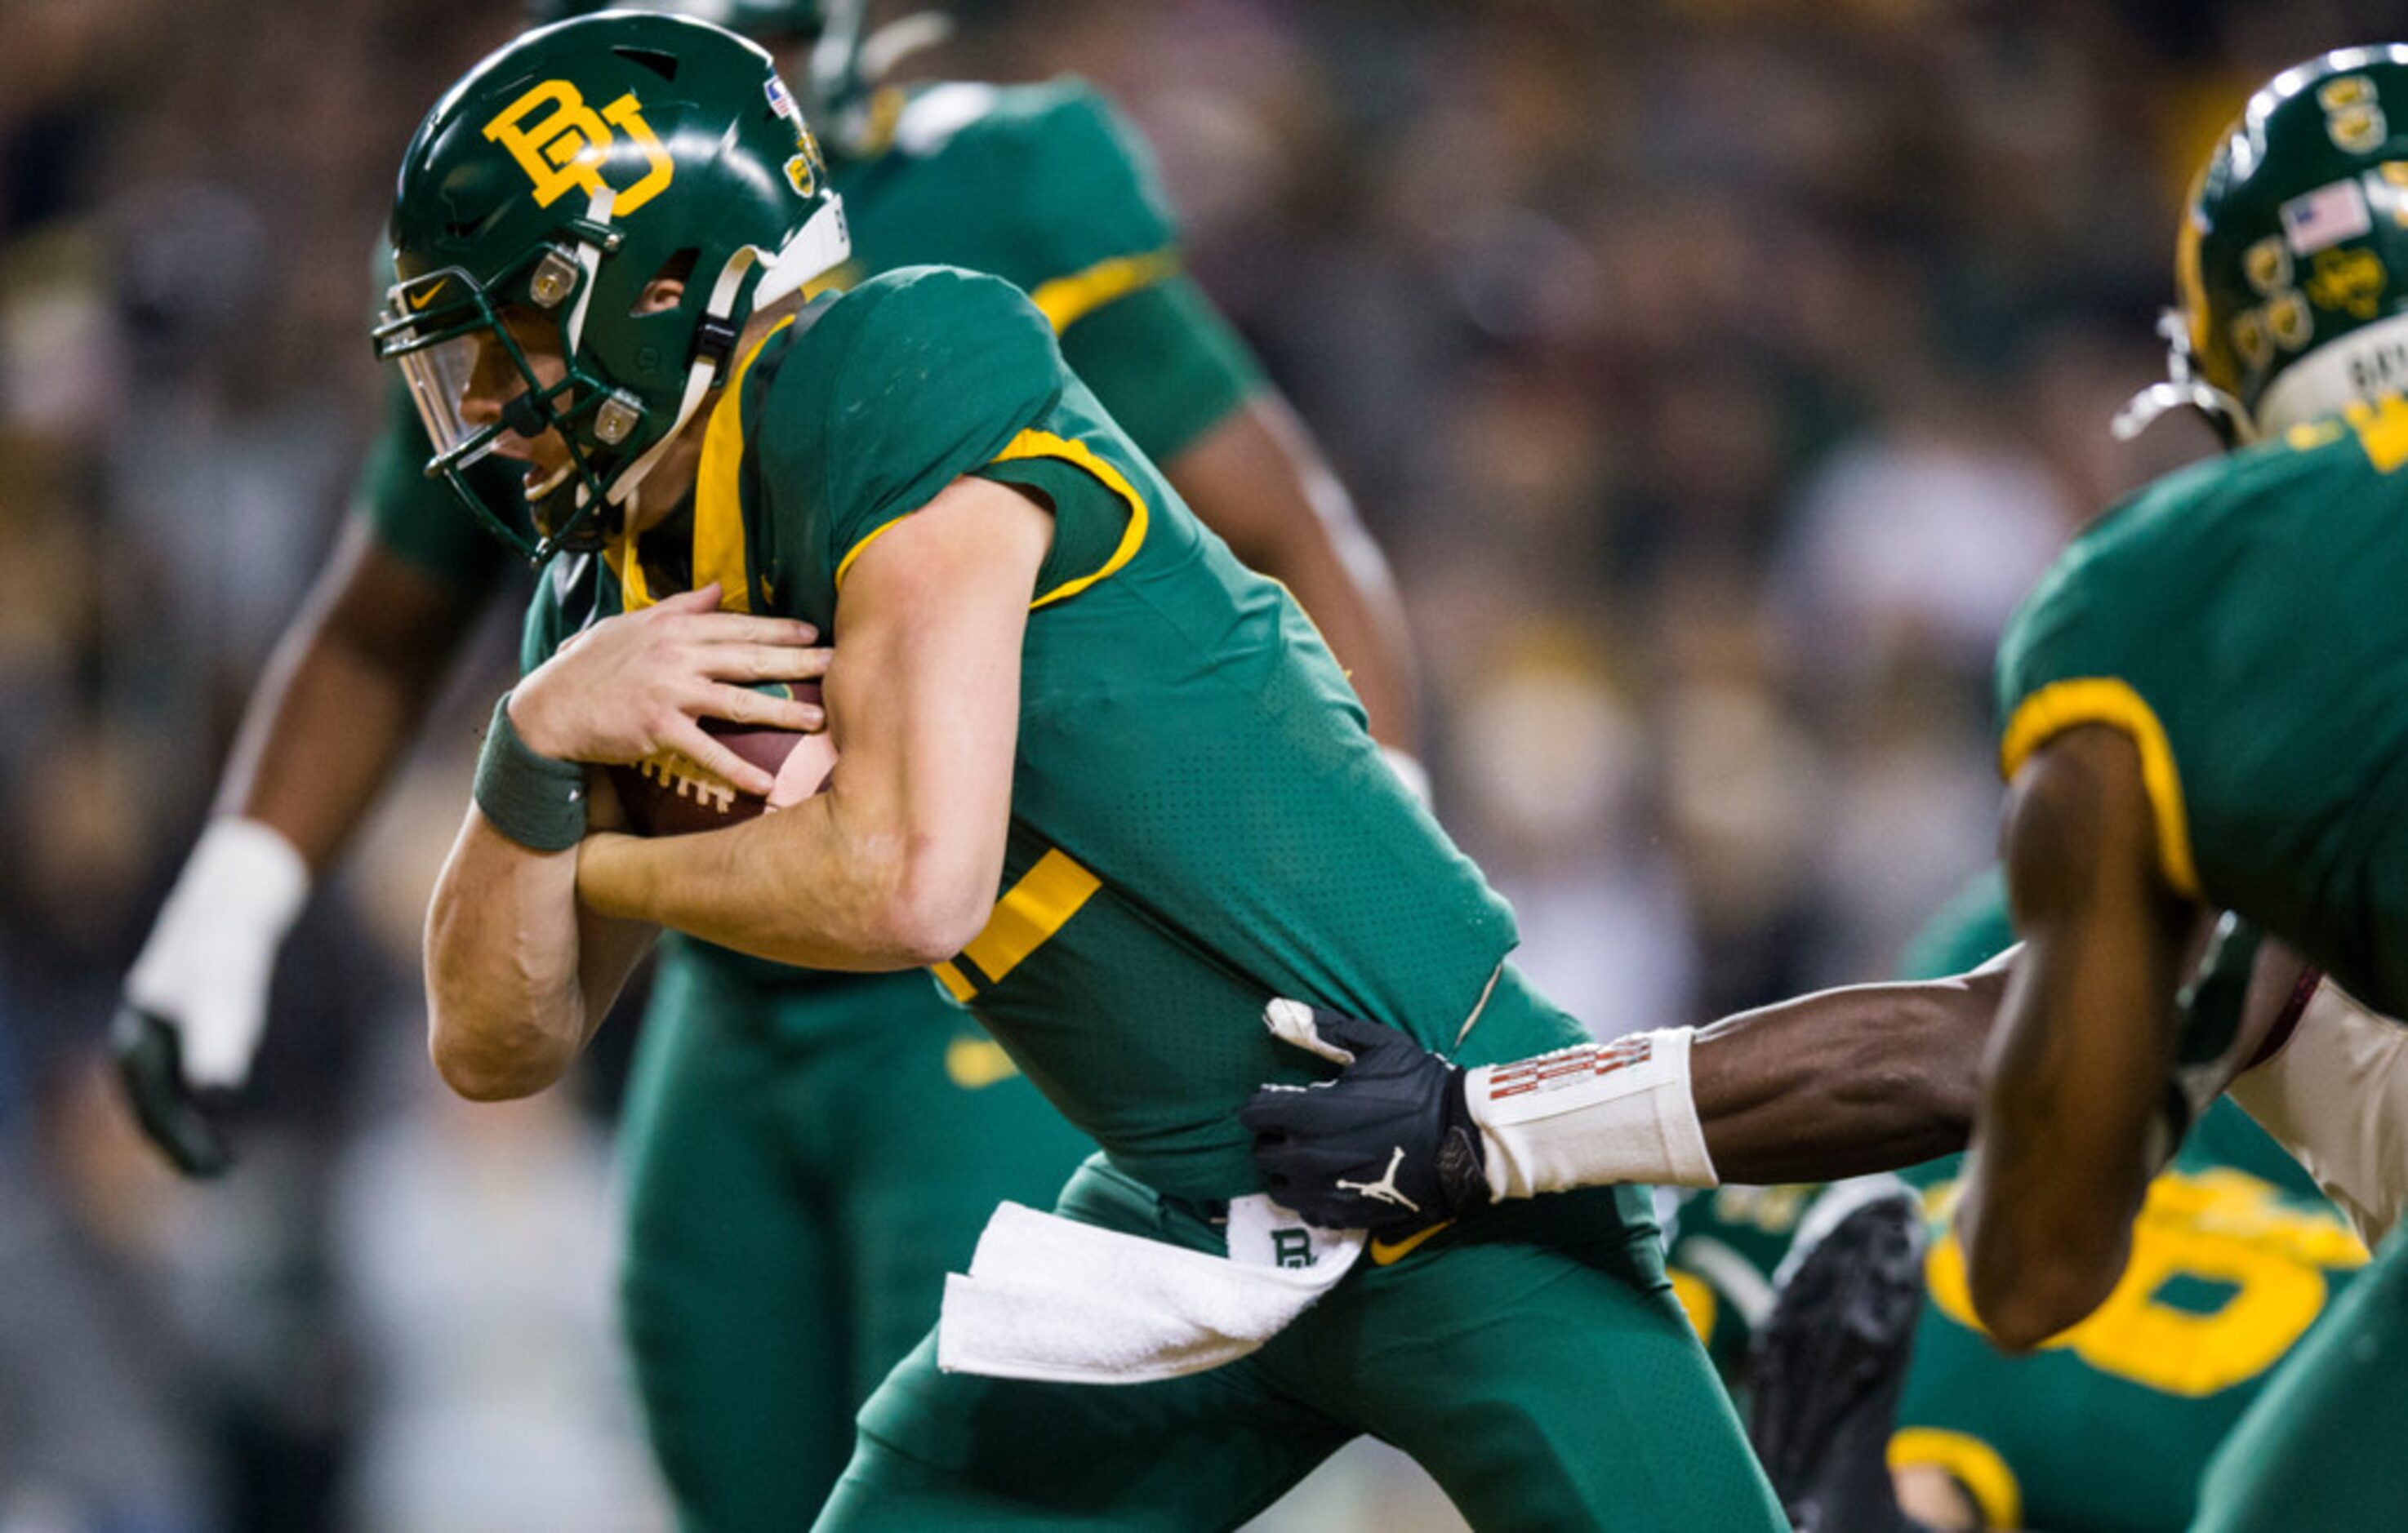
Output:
top-left (358, 78), bottom-right (1257, 594)
top-left (826, 80), bottom-right (1261, 463)
top-left (1996, 398), bottom-right (2408, 1016)
top-left (1671, 878), bottom-right (2366, 1531)
top-left (528, 267), bottom-right (1571, 1200)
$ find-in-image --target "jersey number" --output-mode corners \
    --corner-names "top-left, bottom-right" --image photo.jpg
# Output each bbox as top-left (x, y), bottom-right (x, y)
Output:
top-left (1927, 1170), bottom-right (2366, 1397)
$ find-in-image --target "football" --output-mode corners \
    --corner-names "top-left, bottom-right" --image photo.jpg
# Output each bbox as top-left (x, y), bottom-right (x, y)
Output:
top-left (605, 680), bottom-right (836, 838)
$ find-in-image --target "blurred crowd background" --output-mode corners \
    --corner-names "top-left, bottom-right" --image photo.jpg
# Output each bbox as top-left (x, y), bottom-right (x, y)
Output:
top-left (0, 1), bottom-right (2392, 1528)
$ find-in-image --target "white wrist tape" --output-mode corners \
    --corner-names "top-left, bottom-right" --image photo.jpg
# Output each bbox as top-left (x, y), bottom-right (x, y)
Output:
top-left (2228, 979), bottom-right (2408, 1249)
top-left (124, 818), bottom-right (311, 1087)
top-left (1465, 1026), bottom-right (1718, 1198)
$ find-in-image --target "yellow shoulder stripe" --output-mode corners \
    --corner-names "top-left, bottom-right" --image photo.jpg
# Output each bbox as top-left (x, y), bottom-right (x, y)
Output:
top-left (992, 429), bottom-right (1151, 608)
top-left (1999, 677), bottom-right (2201, 899)
top-left (1027, 247), bottom-right (1181, 333)
top-left (834, 429), bottom-right (1151, 605)
top-left (1889, 1429), bottom-right (2021, 1532)
top-left (833, 513), bottom-right (914, 591)
top-left (609, 315), bottom-right (795, 614)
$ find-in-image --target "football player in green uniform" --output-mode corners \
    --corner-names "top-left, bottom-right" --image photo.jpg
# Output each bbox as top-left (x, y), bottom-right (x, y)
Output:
top-left (381, 14), bottom-right (2045, 1527)
top-left (1249, 44), bottom-right (2408, 1533)
top-left (114, 2), bottom-right (1428, 1525)
top-left (1670, 878), bottom-right (2369, 1533)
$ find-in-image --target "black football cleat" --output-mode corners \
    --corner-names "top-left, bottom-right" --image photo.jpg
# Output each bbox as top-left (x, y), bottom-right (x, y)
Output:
top-left (1747, 1184), bottom-right (1938, 1533)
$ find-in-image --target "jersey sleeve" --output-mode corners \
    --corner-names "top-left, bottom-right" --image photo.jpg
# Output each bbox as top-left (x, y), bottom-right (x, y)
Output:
top-left (1992, 499), bottom-right (2205, 901)
top-left (352, 373), bottom-right (519, 593)
top-left (1010, 84), bottom-right (1263, 462)
top-left (758, 268), bottom-right (1067, 588)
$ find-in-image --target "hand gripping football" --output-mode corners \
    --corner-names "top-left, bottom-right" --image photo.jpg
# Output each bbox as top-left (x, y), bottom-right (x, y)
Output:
top-left (605, 679), bottom-right (837, 837)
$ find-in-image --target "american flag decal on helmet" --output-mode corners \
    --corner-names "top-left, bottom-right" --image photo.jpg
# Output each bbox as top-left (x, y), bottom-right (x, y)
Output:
top-left (1486, 1037), bottom-right (1654, 1100)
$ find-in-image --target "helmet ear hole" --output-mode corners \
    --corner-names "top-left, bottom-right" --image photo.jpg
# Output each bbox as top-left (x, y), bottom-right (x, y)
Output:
top-left (633, 248), bottom-right (699, 315)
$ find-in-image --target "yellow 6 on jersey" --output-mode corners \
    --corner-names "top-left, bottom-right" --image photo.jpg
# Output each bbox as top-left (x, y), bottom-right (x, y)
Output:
top-left (483, 80), bottom-right (674, 216)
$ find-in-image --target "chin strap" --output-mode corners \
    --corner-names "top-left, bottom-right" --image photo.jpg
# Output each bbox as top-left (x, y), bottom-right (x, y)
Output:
top-left (604, 195), bottom-right (852, 513)
top-left (2114, 309), bottom-right (2254, 447)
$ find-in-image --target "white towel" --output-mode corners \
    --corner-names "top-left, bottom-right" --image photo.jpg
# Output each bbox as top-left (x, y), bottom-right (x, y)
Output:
top-left (937, 1195), bottom-right (1364, 1384)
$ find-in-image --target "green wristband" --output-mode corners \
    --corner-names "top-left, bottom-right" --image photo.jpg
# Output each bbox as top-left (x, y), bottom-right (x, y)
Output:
top-left (474, 691), bottom-right (590, 852)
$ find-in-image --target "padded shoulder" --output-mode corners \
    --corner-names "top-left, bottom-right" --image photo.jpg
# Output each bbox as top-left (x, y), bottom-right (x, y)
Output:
top-left (754, 266), bottom-right (1066, 580)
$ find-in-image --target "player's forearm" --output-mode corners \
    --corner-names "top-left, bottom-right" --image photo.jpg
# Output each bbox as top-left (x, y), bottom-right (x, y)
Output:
top-left (1166, 400), bottom-right (1421, 749)
top-left (218, 528), bottom-right (480, 869)
top-left (1690, 966), bottom-right (2004, 1184)
top-left (575, 792), bottom-right (990, 971)
top-left (425, 808), bottom-right (627, 1100)
top-left (1956, 958), bottom-right (2165, 1349)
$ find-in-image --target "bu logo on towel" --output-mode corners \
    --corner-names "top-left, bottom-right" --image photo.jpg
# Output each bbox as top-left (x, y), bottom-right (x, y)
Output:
top-left (1271, 1229), bottom-right (1317, 1269)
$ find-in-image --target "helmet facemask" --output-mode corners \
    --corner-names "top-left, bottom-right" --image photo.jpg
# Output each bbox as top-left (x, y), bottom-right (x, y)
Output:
top-left (374, 224), bottom-right (646, 560)
top-left (376, 11), bottom-right (852, 565)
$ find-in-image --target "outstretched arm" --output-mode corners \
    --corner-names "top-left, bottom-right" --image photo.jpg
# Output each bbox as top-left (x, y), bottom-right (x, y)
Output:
top-left (1688, 959), bottom-right (2007, 1184)
top-left (1955, 725), bottom-right (2197, 1349)
top-left (116, 523), bottom-right (494, 1173)
top-left (1247, 962), bottom-right (2008, 1233)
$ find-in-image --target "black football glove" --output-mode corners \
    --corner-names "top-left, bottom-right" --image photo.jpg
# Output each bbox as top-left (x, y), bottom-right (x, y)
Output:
top-left (1241, 1002), bottom-right (1489, 1232)
top-left (111, 1003), bottom-right (237, 1179)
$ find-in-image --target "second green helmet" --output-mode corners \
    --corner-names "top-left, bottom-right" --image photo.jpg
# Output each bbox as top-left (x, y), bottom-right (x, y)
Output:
top-left (2176, 46), bottom-right (2408, 440)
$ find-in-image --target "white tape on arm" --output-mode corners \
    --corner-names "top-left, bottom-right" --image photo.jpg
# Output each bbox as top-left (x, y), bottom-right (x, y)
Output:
top-left (124, 818), bottom-right (310, 1087)
top-left (1465, 1027), bottom-right (1718, 1198)
top-left (2228, 980), bottom-right (2408, 1249)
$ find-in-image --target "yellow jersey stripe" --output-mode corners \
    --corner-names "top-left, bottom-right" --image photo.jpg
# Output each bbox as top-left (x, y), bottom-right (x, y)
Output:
top-left (1888, 1429), bottom-right (2022, 1532)
top-left (931, 960), bottom-right (977, 1004)
top-left (1027, 247), bottom-right (1181, 333)
top-left (1998, 676), bottom-right (2202, 900)
top-left (961, 849), bottom-right (1102, 984)
top-left (833, 513), bottom-right (915, 592)
top-left (608, 316), bottom-right (795, 614)
top-left (990, 429), bottom-right (1151, 609)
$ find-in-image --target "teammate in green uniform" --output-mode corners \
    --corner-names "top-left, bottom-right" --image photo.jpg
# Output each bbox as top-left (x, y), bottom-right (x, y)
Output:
top-left (1251, 45), bottom-right (2408, 1533)
top-left (113, 3), bottom-right (1428, 1526)
top-left (371, 14), bottom-right (2031, 1526)
top-left (1671, 875), bottom-right (2368, 1533)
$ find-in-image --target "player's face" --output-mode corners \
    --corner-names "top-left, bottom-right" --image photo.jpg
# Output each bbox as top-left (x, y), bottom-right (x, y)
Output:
top-left (456, 304), bottom-right (574, 489)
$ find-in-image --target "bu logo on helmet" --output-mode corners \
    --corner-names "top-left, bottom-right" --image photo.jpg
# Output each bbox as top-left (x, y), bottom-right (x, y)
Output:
top-left (483, 80), bottom-right (674, 216)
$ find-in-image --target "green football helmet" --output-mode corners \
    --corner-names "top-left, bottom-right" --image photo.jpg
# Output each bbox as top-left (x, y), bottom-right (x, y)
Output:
top-left (2124, 45), bottom-right (2408, 445)
top-left (519, 1), bottom-right (942, 159)
top-left (372, 11), bottom-right (848, 560)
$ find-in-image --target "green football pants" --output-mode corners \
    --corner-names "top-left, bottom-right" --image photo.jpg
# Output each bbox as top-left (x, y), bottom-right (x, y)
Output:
top-left (2191, 1224), bottom-right (2408, 1533)
top-left (617, 957), bottom-right (1097, 1533)
top-left (817, 1158), bottom-right (1789, 1531)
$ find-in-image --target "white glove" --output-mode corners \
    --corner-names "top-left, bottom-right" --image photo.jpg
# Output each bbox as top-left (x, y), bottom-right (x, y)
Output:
top-left (115, 819), bottom-right (310, 1175)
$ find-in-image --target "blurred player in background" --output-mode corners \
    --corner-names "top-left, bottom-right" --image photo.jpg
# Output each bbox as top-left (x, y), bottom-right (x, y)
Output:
top-left (112, 0), bottom-right (1422, 1523)
top-left (392, 13), bottom-right (1796, 1529)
